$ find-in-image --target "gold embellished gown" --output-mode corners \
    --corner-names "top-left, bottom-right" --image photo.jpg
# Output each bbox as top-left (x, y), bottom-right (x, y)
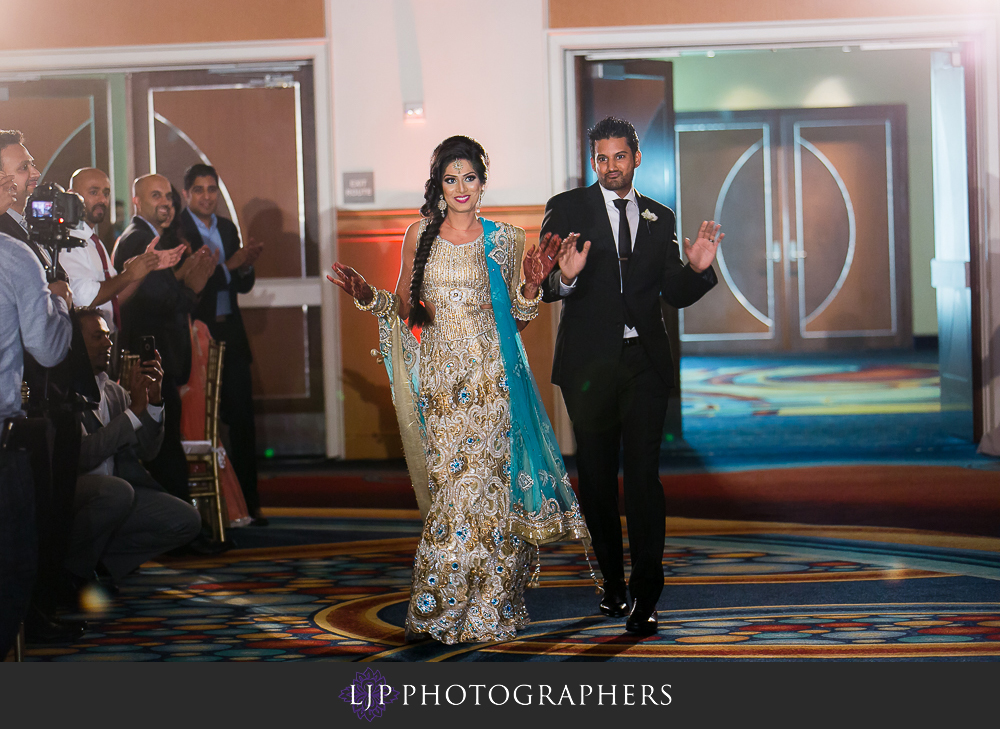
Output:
top-left (403, 233), bottom-right (532, 643)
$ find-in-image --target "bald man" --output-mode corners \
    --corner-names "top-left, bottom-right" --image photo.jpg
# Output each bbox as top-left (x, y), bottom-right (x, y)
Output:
top-left (63, 168), bottom-right (165, 333)
top-left (110, 174), bottom-right (210, 510)
top-left (111, 173), bottom-right (173, 271)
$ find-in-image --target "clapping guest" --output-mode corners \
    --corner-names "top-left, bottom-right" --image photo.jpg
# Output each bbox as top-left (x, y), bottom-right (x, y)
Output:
top-left (62, 168), bottom-right (182, 340)
top-left (114, 175), bottom-right (218, 507)
top-left (180, 164), bottom-right (266, 526)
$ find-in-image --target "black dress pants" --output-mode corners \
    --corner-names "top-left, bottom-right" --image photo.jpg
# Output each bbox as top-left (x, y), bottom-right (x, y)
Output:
top-left (562, 340), bottom-right (669, 605)
top-left (0, 447), bottom-right (37, 658)
top-left (209, 318), bottom-right (260, 517)
top-left (144, 379), bottom-right (190, 502)
top-left (4, 415), bottom-right (79, 616)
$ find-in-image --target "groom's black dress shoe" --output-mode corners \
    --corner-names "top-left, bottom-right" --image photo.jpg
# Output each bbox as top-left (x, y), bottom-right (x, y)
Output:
top-left (625, 599), bottom-right (658, 636)
top-left (598, 582), bottom-right (629, 618)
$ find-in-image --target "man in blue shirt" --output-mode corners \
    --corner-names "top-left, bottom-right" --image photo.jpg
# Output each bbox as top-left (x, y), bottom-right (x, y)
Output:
top-left (0, 230), bottom-right (75, 652)
top-left (180, 164), bottom-right (265, 525)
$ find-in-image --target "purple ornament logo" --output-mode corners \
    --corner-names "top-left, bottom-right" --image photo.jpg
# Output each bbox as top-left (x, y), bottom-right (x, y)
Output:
top-left (340, 668), bottom-right (400, 721)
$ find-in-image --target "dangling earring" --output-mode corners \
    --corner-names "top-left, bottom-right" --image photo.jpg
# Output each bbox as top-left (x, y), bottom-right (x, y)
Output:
top-left (476, 191), bottom-right (483, 214)
top-left (437, 196), bottom-right (447, 214)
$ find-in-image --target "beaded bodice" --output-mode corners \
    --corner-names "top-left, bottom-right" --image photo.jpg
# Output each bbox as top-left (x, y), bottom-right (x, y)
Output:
top-left (421, 235), bottom-right (493, 342)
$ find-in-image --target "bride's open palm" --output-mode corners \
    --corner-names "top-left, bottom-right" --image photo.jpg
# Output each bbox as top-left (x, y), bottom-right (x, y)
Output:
top-left (327, 261), bottom-right (374, 305)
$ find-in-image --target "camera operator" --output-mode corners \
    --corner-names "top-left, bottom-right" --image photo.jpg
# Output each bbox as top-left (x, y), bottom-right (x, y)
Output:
top-left (15, 178), bottom-right (102, 644)
top-left (0, 130), bottom-right (38, 226)
top-left (1, 131), bottom-right (45, 253)
top-left (0, 227), bottom-right (73, 657)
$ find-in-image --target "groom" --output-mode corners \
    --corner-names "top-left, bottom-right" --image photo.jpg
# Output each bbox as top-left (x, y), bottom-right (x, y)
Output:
top-left (541, 116), bottom-right (721, 635)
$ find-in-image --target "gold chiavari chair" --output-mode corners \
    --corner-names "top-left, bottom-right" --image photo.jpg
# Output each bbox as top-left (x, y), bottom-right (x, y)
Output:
top-left (181, 339), bottom-right (227, 542)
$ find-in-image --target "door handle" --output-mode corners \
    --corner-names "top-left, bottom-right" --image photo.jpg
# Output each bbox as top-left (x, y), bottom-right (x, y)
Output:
top-left (766, 241), bottom-right (782, 262)
top-left (789, 241), bottom-right (807, 259)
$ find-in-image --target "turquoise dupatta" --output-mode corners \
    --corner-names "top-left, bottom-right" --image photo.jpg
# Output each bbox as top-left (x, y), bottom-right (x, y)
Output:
top-left (376, 218), bottom-right (589, 546)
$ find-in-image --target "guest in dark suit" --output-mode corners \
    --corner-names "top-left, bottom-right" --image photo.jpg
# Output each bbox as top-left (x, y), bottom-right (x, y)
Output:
top-left (111, 174), bottom-right (217, 502)
top-left (541, 116), bottom-right (721, 635)
top-left (67, 308), bottom-right (201, 597)
top-left (180, 164), bottom-right (266, 525)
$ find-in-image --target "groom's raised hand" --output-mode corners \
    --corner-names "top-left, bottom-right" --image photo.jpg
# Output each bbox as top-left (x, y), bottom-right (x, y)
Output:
top-left (683, 220), bottom-right (723, 273)
top-left (549, 232), bottom-right (590, 285)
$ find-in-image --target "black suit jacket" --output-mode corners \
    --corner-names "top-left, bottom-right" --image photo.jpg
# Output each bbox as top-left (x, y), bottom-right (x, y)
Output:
top-left (179, 209), bottom-right (255, 361)
top-left (0, 212), bottom-right (68, 282)
top-left (113, 217), bottom-right (197, 385)
top-left (111, 215), bottom-right (157, 272)
top-left (541, 183), bottom-right (717, 402)
top-left (0, 211), bottom-right (28, 243)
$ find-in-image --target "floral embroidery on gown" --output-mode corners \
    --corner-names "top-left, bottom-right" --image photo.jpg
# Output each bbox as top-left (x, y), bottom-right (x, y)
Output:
top-left (404, 233), bottom-right (531, 643)
top-left (367, 218), bottom-right (591, 645)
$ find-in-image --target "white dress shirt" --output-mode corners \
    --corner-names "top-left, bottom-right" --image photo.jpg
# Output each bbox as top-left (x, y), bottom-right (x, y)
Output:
top-left (84, 371), bottom-right (163, 477)
top-left (60, 221), bottom-right (118, 329)
top-left (558, 184), bottom-right (641, 338)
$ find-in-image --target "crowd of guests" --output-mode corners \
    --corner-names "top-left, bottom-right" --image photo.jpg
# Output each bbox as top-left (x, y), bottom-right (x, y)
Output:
top-left (0, 128), bottom-right (266, 655)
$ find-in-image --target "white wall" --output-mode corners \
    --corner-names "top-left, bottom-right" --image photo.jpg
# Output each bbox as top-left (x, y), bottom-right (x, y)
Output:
top-left (329, 0), bottom-right (552, 210)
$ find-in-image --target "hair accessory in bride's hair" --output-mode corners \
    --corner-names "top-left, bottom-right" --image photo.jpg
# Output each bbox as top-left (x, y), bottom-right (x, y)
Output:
top-left (437, 196), bottom-right (447, 213)
top-left (451, 160), bottom-right (464, 173)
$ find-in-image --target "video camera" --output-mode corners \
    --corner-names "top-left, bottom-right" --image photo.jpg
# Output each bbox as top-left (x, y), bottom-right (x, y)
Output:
top-left (25, 182), bottom-right (86, 280)
top-left (21, 182), bottom-right (100, 410)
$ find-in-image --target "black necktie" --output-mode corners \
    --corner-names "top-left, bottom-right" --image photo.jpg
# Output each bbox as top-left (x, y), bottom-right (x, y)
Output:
top-left (613, 198), bottom-right (635, 328)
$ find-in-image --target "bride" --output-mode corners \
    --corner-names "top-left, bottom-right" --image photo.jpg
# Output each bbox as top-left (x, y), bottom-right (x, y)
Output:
top-left (328, 135), bottom-right (592, 644)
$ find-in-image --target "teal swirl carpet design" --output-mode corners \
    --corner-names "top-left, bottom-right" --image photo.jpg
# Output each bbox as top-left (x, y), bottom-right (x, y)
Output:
top-left (22, 514), bottom-right (1000, 662)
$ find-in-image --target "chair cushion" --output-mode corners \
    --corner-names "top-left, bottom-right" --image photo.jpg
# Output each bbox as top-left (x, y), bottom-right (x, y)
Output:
top-left (181, 440), bottom-right (213, 455)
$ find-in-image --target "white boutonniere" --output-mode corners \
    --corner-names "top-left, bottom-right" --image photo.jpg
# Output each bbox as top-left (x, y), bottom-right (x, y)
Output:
top-left (641, 209), bottom-right (658, 222)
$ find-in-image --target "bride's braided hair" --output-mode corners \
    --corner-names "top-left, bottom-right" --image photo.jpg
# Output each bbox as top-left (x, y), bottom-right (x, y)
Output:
top-left (407, 135), bottom-right (489, 329)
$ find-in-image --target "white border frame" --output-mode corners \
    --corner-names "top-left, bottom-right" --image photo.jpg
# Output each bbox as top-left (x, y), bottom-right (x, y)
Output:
top-left (0, 37), bottom-right (344, 457)
top-left (547, 15), bottom-right (1000, 438)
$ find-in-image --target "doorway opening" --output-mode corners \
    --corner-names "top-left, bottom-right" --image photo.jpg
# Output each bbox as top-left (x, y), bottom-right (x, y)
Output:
top-left (572, 44), bottom-right (977, 467)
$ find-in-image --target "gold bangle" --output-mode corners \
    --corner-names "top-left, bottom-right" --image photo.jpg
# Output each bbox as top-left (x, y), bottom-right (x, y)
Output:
top-left (371, 291), bottom-right (399, 318)
top-left (354, 289), bottom-right (379, 312)
top-left (513, 281), bottom-right (542, 322)
top-left (516, 281), bottom-right (543, 306)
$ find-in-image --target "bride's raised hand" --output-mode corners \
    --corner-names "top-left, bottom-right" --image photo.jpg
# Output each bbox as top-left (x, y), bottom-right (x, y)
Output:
top-left (522, 232), bottom-right (565, 291)
top-left (327, 262), bottom-right (374, 305)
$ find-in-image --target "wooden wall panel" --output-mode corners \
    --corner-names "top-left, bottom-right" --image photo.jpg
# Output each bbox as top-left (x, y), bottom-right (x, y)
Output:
top-left (336, 205), bottom-right (556, 460)
top-left (152, 87), bottom-right (303, 278)
top-left (0, 97), bottom-right (93, 184)
top-left (11, 0), bottom-right (325, 51)
top-left (549, 0), bottom-right (996, 28)
top-left (242, 308), bottom-right (309, 399)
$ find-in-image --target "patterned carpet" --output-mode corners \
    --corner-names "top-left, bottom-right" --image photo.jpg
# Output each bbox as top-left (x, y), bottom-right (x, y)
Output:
top-left (681, 356), bottom-right (943, 418)
top-left (671, 354), bottom-right (979, 468)
top-left (23, 512), bottom-right (1000, 662)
